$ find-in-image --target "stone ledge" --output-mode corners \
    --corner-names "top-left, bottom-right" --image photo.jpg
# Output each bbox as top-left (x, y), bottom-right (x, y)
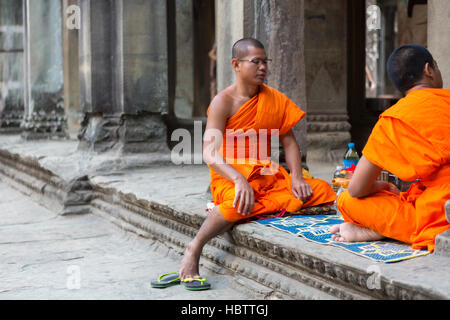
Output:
top-left (0, 135), bottom-right (449, 300)
top-left (446, 200), bottom-right (450, 223)
top-left (435, 201), bottom-right (450, 257)
top-left (307, 114), bottom-right (349, 122)
top-left (307, 121), bottom-right (351, 133)
top-left (435, 230), bottom-right (450, 257)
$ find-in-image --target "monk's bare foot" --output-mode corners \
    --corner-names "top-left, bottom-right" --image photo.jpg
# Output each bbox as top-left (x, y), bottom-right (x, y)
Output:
top-left (329, 222), bottom-right (384, 242)
top-left (179, 242), bottom-right (202, 281)
top-left (179, 205), bottom-right (233, 281)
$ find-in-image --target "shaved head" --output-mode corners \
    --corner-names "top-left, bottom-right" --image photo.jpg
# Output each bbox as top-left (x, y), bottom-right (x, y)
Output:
top-left (387, 44), bottom-right (435, 94)
top-left (232, 38), bottom-right (265, 59)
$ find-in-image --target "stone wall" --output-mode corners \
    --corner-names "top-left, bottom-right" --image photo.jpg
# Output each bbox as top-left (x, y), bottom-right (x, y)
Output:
top-left (62, 0), bottom-right (81, 133)
top-left (0, 0), bottom-right (24, 133)
top-left (304, 0), bottom-right (350, 163)
top-left (77, 0), bottom-right (170, 154)
top-left (174, 0), bottom-right (194, 119)
top-left (304, 0), bottom-right (347, 116)
top-left (428, 0), bottom-right (450, 88)
top-left (215, 0), bottom-right (244, 93)
top-left (21, 0), bottom-right (67, 140)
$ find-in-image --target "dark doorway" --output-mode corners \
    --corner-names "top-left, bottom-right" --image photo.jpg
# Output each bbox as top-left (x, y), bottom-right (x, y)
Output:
top-left (347, 0), bottom-right (367, 154)
top-left (166, 0), bottom-right (215, 150)
top-left (193, 0), bottom-right (216, 118)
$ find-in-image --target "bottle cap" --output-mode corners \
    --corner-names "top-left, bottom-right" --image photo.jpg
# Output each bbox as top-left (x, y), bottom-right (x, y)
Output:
top-left (348, 142), bottom-right (355, 148)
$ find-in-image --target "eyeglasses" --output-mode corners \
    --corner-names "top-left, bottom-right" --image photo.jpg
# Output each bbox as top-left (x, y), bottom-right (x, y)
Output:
top-left (237, 58), bottom-right (272, 66)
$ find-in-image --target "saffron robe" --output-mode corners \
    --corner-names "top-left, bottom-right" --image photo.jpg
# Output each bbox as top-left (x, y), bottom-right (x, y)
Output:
top-left (338, 89), bottom-right (450, 252)
top-left (207, 84), bottom-right (336, 222)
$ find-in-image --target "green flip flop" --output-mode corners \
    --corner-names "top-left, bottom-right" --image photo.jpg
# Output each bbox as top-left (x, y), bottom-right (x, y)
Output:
top-left (181, 277), bottom-right (211, 291)
top-left (151, 272), bottom-right (181, 289)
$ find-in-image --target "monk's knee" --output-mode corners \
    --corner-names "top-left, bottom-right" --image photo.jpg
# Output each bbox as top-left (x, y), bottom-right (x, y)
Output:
top-left (308, 178), bottom-right (336, 201)
top-left (313, 178), bottom-right (334, 191)
top-left (337, 190), bottom-right (357, 221)
top-left (210, 205), bottom-right (224, 218)
top-left (337, 190), bottom-right (348, 209)
top-left (217, 202), bottom-right (240, 223)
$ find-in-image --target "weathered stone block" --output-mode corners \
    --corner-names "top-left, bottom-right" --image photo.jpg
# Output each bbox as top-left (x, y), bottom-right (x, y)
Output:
top-left (446, 200), bottom-right (450, 223)
top-left (78, 113), bottom-right (169, 154)
top-left (433, 201), bottom-right (450, 257)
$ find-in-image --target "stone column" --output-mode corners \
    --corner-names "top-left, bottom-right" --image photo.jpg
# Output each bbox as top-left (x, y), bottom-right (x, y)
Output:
top-left (0, 0), bottom-right (24, 133)
top-left (21, 0), bottom-right (68, 140)
top-left (77, 0), bottom-right (170, 154)
top-left (215, 0), bottom-right (308, 160)
top-left (265, 0), bottom-right (308, 160)
top-left (215, 0), bottom-right (244, 93)
top-left (174, 0), bottom-right (194, 119)
top-left (303, 0), bottom-right (351, 163)
top-left (62, 0), bottom-right (81, 134)
top-left (428, 0), bottom-right (450, 88)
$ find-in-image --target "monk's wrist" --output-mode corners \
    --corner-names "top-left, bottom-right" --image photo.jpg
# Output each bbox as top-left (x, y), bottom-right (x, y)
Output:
top-left (372, 181), bottom-right (389, 193)
top-left (291, 170), bottom-right (303, 180)
top-left (232, 174), bottom-right (246, 184)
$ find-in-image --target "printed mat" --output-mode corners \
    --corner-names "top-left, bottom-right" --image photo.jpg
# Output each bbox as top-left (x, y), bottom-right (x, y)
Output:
top-left (255, 214), bottom-right (429, 263)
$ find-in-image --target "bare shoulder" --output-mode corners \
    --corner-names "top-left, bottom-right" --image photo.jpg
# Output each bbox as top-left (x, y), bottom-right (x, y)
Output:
top-left (208, 86), bottom-right (234, 119)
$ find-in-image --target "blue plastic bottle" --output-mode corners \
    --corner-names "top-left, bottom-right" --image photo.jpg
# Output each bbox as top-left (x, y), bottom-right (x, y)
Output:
top-left (343, 142), bottom-right (359, 169)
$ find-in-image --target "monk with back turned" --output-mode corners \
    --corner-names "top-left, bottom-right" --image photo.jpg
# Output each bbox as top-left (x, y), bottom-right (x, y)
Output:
top-left (331, 44), bottom-right (450, 252)
top-left (178, 38), bottom-right (336, 289)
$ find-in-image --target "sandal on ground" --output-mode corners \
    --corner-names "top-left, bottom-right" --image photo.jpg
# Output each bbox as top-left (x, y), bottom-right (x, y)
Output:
top-left (150, 272), bottom-right (181, 288)
top-left (181, 277), bottom-right (211, 291)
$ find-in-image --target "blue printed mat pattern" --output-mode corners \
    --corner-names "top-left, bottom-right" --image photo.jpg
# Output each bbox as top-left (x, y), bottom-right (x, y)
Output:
top-left (255, 214), bottom-right (429, 263)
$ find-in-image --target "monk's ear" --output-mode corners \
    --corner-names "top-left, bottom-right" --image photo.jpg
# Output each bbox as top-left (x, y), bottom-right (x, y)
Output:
top-left (231, 58), bottom-right (240, 72)
top-left (423, 62), bottom-right (434, 79)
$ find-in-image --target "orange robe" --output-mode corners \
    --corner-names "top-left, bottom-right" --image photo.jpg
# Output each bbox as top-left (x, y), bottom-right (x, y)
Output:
top-left (207, 84), bottom-right (336, 222)
top-left (338, 89), bottom-right (450, 252)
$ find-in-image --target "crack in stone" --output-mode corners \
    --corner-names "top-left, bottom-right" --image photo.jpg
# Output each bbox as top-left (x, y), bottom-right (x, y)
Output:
top-left (0, 234), bottom-right (111, 246)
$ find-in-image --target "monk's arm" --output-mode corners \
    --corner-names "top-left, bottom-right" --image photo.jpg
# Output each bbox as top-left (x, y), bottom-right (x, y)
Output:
top-left (280, 130), bottom-right (303, 179)
top-left (202, 97), bottom-right (242, 183)
top-left (348, 156), bottom-right (395, 198)
top-left (280, 130), bottom-right (312, 200)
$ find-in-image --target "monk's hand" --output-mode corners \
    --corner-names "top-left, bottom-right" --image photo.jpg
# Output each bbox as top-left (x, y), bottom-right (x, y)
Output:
top-left (233, 177), bottom-right (255, 216)
top-left (291, 177), bottom-right (313, 202)
top-left (385, 182), bottom-right (401, 195)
